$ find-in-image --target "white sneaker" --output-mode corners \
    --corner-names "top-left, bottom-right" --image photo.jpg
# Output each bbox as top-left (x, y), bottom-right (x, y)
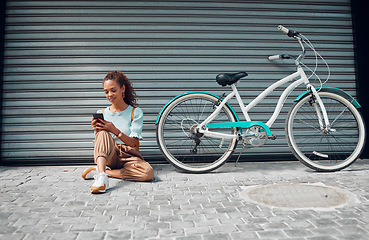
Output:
top-left (82, 167), bottom-right (97, 180)
top-left (90, 172), bottom-right (109, 194)
top-left (82, 166), bottom-right (111, 180)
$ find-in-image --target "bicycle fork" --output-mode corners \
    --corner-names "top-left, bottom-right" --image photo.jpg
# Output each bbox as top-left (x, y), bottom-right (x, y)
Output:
top-left (307, 85), bottom-right (332, 132)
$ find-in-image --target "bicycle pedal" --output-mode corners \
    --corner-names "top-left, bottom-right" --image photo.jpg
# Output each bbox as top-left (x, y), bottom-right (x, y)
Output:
top-left (268, 134), bottom-right (277, 140)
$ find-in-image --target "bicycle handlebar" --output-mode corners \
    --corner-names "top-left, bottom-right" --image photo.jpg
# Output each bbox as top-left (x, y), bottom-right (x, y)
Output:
top-left (268, 55), bottom-right (281, 61)
top-left (278, 25), bottom-right (299, 38)
top-left (278, 25), bottom-right (289, 35)
top-left (268, 26), bottom-right (305, 63)
top-left (268, 54), bottom-right (294, 61)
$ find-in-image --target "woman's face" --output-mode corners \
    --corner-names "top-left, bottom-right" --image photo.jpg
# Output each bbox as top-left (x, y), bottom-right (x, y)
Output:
top-left (103, 79), bottom-right (125, 104)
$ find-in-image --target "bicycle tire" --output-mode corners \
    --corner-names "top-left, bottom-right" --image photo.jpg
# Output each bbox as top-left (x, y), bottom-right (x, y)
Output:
top-left (156, 93), bottom-right (238, 173)
top-left (286, 92), bottom-right (366, 171)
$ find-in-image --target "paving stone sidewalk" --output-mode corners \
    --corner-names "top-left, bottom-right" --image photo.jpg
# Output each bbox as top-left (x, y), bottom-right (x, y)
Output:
top-left (1, 159), bottom-right (369, 240)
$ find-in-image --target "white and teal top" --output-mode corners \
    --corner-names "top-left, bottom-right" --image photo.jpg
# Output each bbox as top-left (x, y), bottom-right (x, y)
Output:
top-left (99, 105), bottom-right (143, 144)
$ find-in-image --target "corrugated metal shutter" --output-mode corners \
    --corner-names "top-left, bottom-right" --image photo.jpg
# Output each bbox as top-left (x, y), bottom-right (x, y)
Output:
top-left (2, 0), bottom-right (356, 164)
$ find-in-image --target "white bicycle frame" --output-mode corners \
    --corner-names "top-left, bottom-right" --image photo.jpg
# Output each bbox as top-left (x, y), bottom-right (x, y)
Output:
top-left (197, 66), bottom-right (330, 140)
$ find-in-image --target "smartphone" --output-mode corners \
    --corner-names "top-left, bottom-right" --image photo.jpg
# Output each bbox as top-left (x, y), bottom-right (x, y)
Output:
top-left (93, 113), bottom-right (104, 122)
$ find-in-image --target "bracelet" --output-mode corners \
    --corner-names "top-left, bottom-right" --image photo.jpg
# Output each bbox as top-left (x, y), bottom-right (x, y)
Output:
top-left (116, 131), bottom-right (123, 138)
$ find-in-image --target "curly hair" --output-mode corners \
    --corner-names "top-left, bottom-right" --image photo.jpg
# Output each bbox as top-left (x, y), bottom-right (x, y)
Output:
top-left (103, 71), bottom-right (138, 107)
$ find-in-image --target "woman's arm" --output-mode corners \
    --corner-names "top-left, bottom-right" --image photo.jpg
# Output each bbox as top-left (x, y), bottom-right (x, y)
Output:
top-left (92, 119), bottom-right (139, 148)
top-left (113, 129), bottom-right (139, 148)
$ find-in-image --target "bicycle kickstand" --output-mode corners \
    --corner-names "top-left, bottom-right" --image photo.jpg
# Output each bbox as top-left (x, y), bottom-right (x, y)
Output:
top-left (234, 144), bottom-right (246, 167)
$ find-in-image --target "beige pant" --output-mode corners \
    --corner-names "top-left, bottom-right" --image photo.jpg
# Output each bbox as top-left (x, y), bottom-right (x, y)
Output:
top-left (94, 131), bottom-right (154, 181)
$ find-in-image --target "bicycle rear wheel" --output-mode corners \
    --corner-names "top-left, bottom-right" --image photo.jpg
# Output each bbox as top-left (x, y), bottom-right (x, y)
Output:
top-left (156, 93), bottom-right (238, 173)
top-left (286, 92), bottom-right (366, 171)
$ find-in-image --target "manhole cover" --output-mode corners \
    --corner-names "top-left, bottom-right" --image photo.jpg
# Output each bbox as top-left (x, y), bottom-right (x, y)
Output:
top-left (240, 183), bottom-right (358, 211)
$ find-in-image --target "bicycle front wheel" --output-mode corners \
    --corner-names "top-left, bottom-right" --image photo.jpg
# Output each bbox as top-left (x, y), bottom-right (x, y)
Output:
top-left (286, 92), bottom-right (366, 171)
top-left (156, 93), bottom-right (238, 173)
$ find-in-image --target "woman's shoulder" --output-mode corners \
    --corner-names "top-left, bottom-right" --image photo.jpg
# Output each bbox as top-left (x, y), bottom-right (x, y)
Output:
top-left (132, 106), bottom-right (143, 117)
top-left (132, 105), bottom-right (142, 111)
top-left (102, 105), bottom-right (142, 118)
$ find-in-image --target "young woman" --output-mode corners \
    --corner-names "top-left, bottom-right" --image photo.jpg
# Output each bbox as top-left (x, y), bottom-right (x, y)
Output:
top-left (82, 71), bottom-right (154, 194)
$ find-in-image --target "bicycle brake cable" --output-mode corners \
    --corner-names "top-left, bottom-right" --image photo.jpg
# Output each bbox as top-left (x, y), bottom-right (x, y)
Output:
top-left (299, 33), bottom-right (331, 90)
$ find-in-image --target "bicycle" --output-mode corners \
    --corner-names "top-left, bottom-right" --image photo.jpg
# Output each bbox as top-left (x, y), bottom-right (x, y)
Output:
top-left (155, 25), bottom-right (366, 173)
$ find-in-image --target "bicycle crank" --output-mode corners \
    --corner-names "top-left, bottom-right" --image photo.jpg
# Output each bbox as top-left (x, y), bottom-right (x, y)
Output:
top-left (243, 126), bottom-right (268, 147)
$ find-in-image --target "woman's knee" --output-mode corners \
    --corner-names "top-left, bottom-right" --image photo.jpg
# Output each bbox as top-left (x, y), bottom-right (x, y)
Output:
top-left (94, 130), bottom-right (116, 163)
top-left (95, 130), bottom-right (111, 139)
top-left (121, 161), bottom-right (154, 182)
top-left (143, 164), bottom-right (154, 181)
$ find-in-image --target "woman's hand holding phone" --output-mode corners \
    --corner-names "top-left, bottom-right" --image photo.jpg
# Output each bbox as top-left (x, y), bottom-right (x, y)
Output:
top-left (92, 113), bottom-right (104, 133)
top-left (91, 113), bottom-right (118, 135)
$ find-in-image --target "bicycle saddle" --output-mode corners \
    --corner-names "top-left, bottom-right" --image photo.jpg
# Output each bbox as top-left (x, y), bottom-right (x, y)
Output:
top-left (216, 72), bottom-right (248, 86)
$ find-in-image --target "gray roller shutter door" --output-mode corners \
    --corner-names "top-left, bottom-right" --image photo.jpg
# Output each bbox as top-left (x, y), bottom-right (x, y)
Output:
top-left (2, 0), bottom-right (356, 164)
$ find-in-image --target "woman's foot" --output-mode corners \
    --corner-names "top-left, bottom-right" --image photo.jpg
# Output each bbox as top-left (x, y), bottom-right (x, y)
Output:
top-left (82, 166), bottom-right (111, 180)
top-left (90, 172), bottom-right (109, 194)
top-left (82, 167), bottom-right (97, 180)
